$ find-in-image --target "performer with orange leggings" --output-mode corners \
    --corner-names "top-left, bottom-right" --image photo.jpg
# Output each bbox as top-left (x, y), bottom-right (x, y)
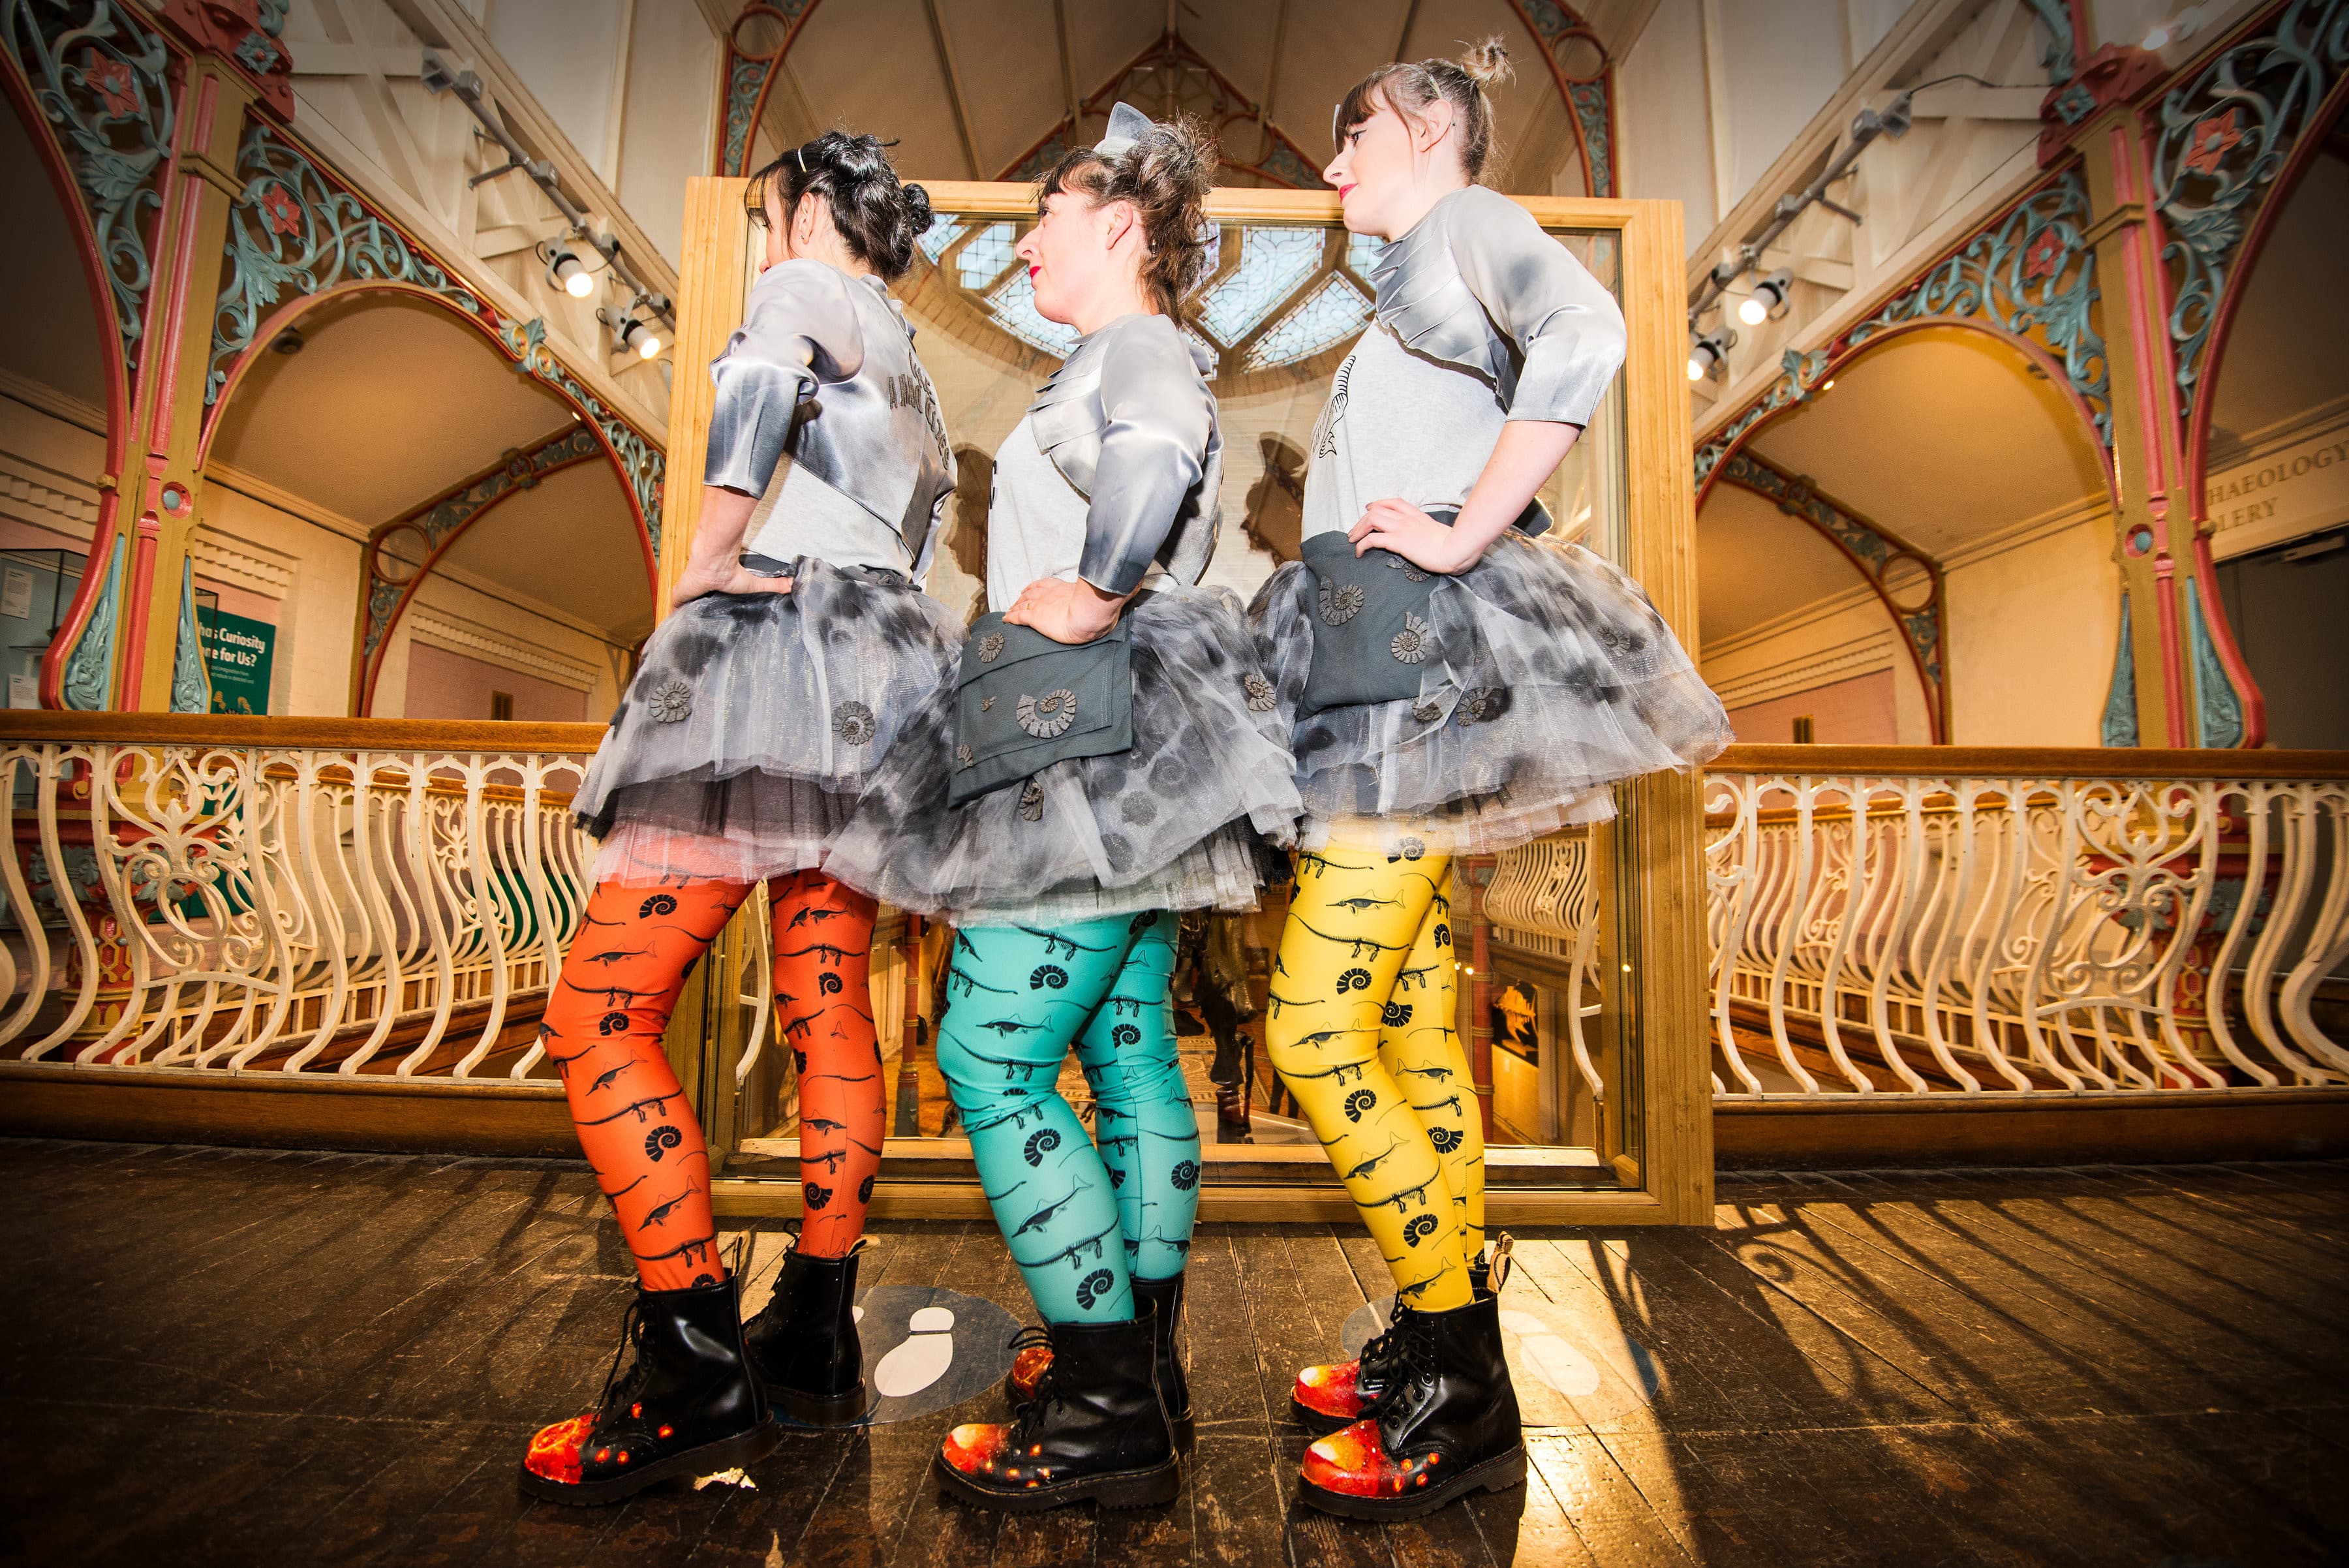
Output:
top-left (518, 132), bottom-right (957, 1504)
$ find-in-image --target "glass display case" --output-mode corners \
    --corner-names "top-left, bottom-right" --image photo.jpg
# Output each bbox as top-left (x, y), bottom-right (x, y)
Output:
top-left (663, 181), bottom-right (1710, 1224)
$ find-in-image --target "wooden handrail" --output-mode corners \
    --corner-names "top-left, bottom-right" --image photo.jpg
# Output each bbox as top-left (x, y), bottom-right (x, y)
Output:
top-left (1711, 744), bottom-right (2349, 780)
top-left (0, 713), bottom-right (609, 752)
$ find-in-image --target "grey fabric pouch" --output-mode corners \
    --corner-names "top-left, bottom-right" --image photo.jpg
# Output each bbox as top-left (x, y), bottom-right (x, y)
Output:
top-left (1298, 500), bottom-right (1550, 716)
top-left (949, 610), bottom-right (1133, 805)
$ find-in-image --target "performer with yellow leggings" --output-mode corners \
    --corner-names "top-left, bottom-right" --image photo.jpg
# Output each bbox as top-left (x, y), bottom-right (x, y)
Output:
top-left (1250, 42), bottom-right (1731, 1520)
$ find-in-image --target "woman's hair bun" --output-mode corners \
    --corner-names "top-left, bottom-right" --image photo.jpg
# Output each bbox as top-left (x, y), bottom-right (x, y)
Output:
top-left (1459, 36), bottom-right (1514, 87)
top-left (1039, 112), bottom-right (1220, 316)
top-left (748, 131), bottom-right (932, 281)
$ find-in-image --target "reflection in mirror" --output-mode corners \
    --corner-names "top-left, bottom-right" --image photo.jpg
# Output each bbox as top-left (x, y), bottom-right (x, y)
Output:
top-left (733, 207), bottom-right (1631, 1182)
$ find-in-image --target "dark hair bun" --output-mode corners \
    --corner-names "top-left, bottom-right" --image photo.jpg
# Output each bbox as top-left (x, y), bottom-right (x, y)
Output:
top-left (748, 131), bottom-right (931, 281)
top-left (1039, 114), bottom-right (1219, 316)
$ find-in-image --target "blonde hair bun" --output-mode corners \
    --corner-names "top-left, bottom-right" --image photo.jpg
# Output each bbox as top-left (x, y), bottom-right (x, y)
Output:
top-left (1459, 36), bottom-right (1514, 87)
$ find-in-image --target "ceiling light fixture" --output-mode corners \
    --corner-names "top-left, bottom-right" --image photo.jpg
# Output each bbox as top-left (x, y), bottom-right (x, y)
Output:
top-left (600, 297), bottom-right (670, 361)
top-left (545, 245), bottom-right (595, 299)
top-left (1738, 268), bottom-right (1794, 326)
top-left (1688, 331), bottom-right (1733, 382)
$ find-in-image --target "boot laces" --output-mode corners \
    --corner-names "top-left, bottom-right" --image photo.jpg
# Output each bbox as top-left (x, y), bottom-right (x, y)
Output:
top-left (595, 1301), bottom-right (655, 1421)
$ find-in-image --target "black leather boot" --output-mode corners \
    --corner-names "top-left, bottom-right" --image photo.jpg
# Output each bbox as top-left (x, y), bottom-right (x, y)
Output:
top-left (940, 1306), bottom-right (1179, 1512)
top-left (1005, 1274), bottom-right (1191, 1433)
top-left (1297, 1289), bottom-right (1526, 1520)
top-left (745, 1240), bottom-right (867, 1425)
top-left (519, 1276), bottom-right (779, 1505)
top-left (1291, 1236), bottom-right (1510, 1433)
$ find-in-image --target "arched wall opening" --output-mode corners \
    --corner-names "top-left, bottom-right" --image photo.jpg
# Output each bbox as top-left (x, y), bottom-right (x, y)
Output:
top-left (1696, 323), bottom-right (2115, 747)
top-left (2197, 104), bottom-right (2349, 749)
top-left (0, 73), bottom-right (130, 709)
top-left (199, 288), bottom-right (651, 719)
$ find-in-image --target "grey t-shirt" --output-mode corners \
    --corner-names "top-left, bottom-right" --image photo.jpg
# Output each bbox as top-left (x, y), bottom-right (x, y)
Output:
top-left (1301, 322), bottom-right (1506, 542)
top-left (985, 414), bottom-right (1094, 610)
top-left (741, 453), bottom-right (910, 575)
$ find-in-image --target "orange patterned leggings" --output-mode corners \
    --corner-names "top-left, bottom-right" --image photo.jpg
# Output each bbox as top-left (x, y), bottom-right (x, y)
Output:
top-left (541, 870), bottom-right (883, 1289)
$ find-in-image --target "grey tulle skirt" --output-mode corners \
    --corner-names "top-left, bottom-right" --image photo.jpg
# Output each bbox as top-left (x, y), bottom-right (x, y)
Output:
top-left (574, 559), bottom-right (963, 884)
top-left (1249, 532), bottom-right (1732, 856)
top-left (821, 583), bottom-right (1303, 925)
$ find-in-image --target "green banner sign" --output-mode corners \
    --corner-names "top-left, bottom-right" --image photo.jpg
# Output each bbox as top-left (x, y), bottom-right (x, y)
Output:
top-left (197, 606), bottom-right (275, 716)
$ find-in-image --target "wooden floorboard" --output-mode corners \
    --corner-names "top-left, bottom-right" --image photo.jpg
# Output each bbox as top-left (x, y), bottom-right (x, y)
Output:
top-left (3, 1140), bottom-right (2343, 1566)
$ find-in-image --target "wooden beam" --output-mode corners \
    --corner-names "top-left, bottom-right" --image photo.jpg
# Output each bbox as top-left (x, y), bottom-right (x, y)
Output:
top-left (1051, 0), bottom-right (1082, 131)
top-left (922, 0), bottom-right (985, 178)
top-left (1394, 0), bottom-right (1421, 62)
top-left (1255, 0), bottom-right (1290, 164)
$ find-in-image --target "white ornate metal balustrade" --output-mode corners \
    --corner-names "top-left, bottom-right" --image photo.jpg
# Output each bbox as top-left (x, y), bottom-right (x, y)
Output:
top-left (3, 734), bottom-right (2342, 1107)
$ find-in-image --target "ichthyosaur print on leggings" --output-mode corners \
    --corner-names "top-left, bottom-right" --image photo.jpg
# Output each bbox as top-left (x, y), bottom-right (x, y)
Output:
top-left (1265, 848), bottom-right (1481, 1308)
top-left (934, 913), bottom-right (1200, 1322)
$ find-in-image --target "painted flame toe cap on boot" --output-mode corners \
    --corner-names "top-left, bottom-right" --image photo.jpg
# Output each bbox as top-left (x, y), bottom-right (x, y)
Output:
top-left (942, 1422), bottom-right (1015, 1477)
top-left (1292, 1358), bottom-right (1366, 1422)
top-left (523, 1413), bottom-right (597, 1488)
top-left (1302, 1417), bottom-right (1445, 1499)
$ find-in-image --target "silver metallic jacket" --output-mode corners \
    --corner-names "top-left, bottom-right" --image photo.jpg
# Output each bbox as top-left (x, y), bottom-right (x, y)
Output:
top-left (703, 259), bottom-right (955, 567)
top-left (1028, 313), bottom-right (1223, 596)
top-left (1370, 185), bottom-right (1628, 428)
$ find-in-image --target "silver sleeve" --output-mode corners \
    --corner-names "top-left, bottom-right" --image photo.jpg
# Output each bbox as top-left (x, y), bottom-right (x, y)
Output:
top-left (701, 260), bottom-right (867, 495)
top-left (1075, 328), bottom-right (1212, 596)
top-left (1452, 194), bottom-right (1628, 428)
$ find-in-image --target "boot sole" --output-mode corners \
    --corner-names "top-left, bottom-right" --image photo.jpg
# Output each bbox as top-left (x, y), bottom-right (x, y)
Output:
top-left (1297, 1445), bottom-right (1527, 1522)
top-left (775, 1381), bottom-right (869, 1427)
top-left (517, 1416), bottom-right (781, 1507)
top-left (934, 1452), bottom-right (1180, 1513)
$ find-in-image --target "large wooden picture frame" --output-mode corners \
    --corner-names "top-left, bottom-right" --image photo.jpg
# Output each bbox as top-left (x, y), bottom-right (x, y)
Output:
top-left (670, 181), bottom-right (1712, 1225)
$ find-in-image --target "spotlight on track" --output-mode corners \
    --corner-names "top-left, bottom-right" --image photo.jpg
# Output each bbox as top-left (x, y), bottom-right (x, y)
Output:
top-left (1687, 331), bottom-right (1732, 382)
top-left (1738, 269), bottom-right (1793, 326)
top-left (600, 304), bottom-right (663, 360)
top-left (545, 244), bottom-right (596, 299)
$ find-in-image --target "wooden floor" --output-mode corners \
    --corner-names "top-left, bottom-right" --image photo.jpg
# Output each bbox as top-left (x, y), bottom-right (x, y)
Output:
top-left (5, 1141), bottom-right (2345, 1567)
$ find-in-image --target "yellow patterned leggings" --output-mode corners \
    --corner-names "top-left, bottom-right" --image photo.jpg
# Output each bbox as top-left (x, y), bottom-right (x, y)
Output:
top-left (1264, 844), bottom-right (1483, 1313)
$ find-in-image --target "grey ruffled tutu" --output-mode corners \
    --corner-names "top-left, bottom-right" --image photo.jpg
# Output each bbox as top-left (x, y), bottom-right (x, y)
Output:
top-left (821, 583), bottom-right (1303, 925)
top-left (575, 557), bottom-right (964, 884)
top-left (1250, 532), bottom-right (1732, 855)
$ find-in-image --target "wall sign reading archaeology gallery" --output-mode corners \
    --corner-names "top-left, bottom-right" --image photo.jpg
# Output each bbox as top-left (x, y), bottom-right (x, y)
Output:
top-left (2204, 420), bottom-right (2349, 561)
top-left (197, 608), bottom-right (275, 715)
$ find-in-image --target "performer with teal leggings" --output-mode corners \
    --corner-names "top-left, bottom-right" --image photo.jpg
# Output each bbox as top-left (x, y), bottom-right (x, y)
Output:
top-left (940, 915), bottom-right (1197, 1321)
top-left (825, 104), bottom-right (1300, 1513)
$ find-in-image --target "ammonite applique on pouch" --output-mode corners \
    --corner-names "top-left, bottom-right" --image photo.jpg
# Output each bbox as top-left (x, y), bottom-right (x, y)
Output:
top-left (1317, 580), bottom-right (1366, 626)
top-left (1390, 613), bottom-right (1430, 664)
top-left (1016, 688), bottom-right (1077, 739)
top-left (977, 632), bottom-right (1006, 664)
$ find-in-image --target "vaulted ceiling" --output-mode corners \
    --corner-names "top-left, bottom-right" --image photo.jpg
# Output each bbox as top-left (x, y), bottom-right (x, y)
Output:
top-left (731, 0), bottom-right (1598, 197)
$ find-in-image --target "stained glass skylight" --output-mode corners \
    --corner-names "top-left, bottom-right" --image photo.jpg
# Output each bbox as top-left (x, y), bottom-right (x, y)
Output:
top-left (957, 223), bottom-right (1019, 290)
top-left (1195, 227), bottom-right (1322, 345)
top-left (1345, 232), bottom-right (1386, 279)
top-left (918, 215), bottom-right (966, 264)
top-left (1242, 273), bottom-right (1372, 371)
top-left (987, 266), bottom-right (1081, 358)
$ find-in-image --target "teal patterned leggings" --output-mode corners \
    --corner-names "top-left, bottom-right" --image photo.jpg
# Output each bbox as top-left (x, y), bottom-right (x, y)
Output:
top-left (934, 911), bottom-right (1201, 1323)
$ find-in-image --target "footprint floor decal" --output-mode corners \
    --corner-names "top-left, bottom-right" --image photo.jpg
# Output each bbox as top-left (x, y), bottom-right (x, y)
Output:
top-left (772, 1286), bottom-right (1020, 1429)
